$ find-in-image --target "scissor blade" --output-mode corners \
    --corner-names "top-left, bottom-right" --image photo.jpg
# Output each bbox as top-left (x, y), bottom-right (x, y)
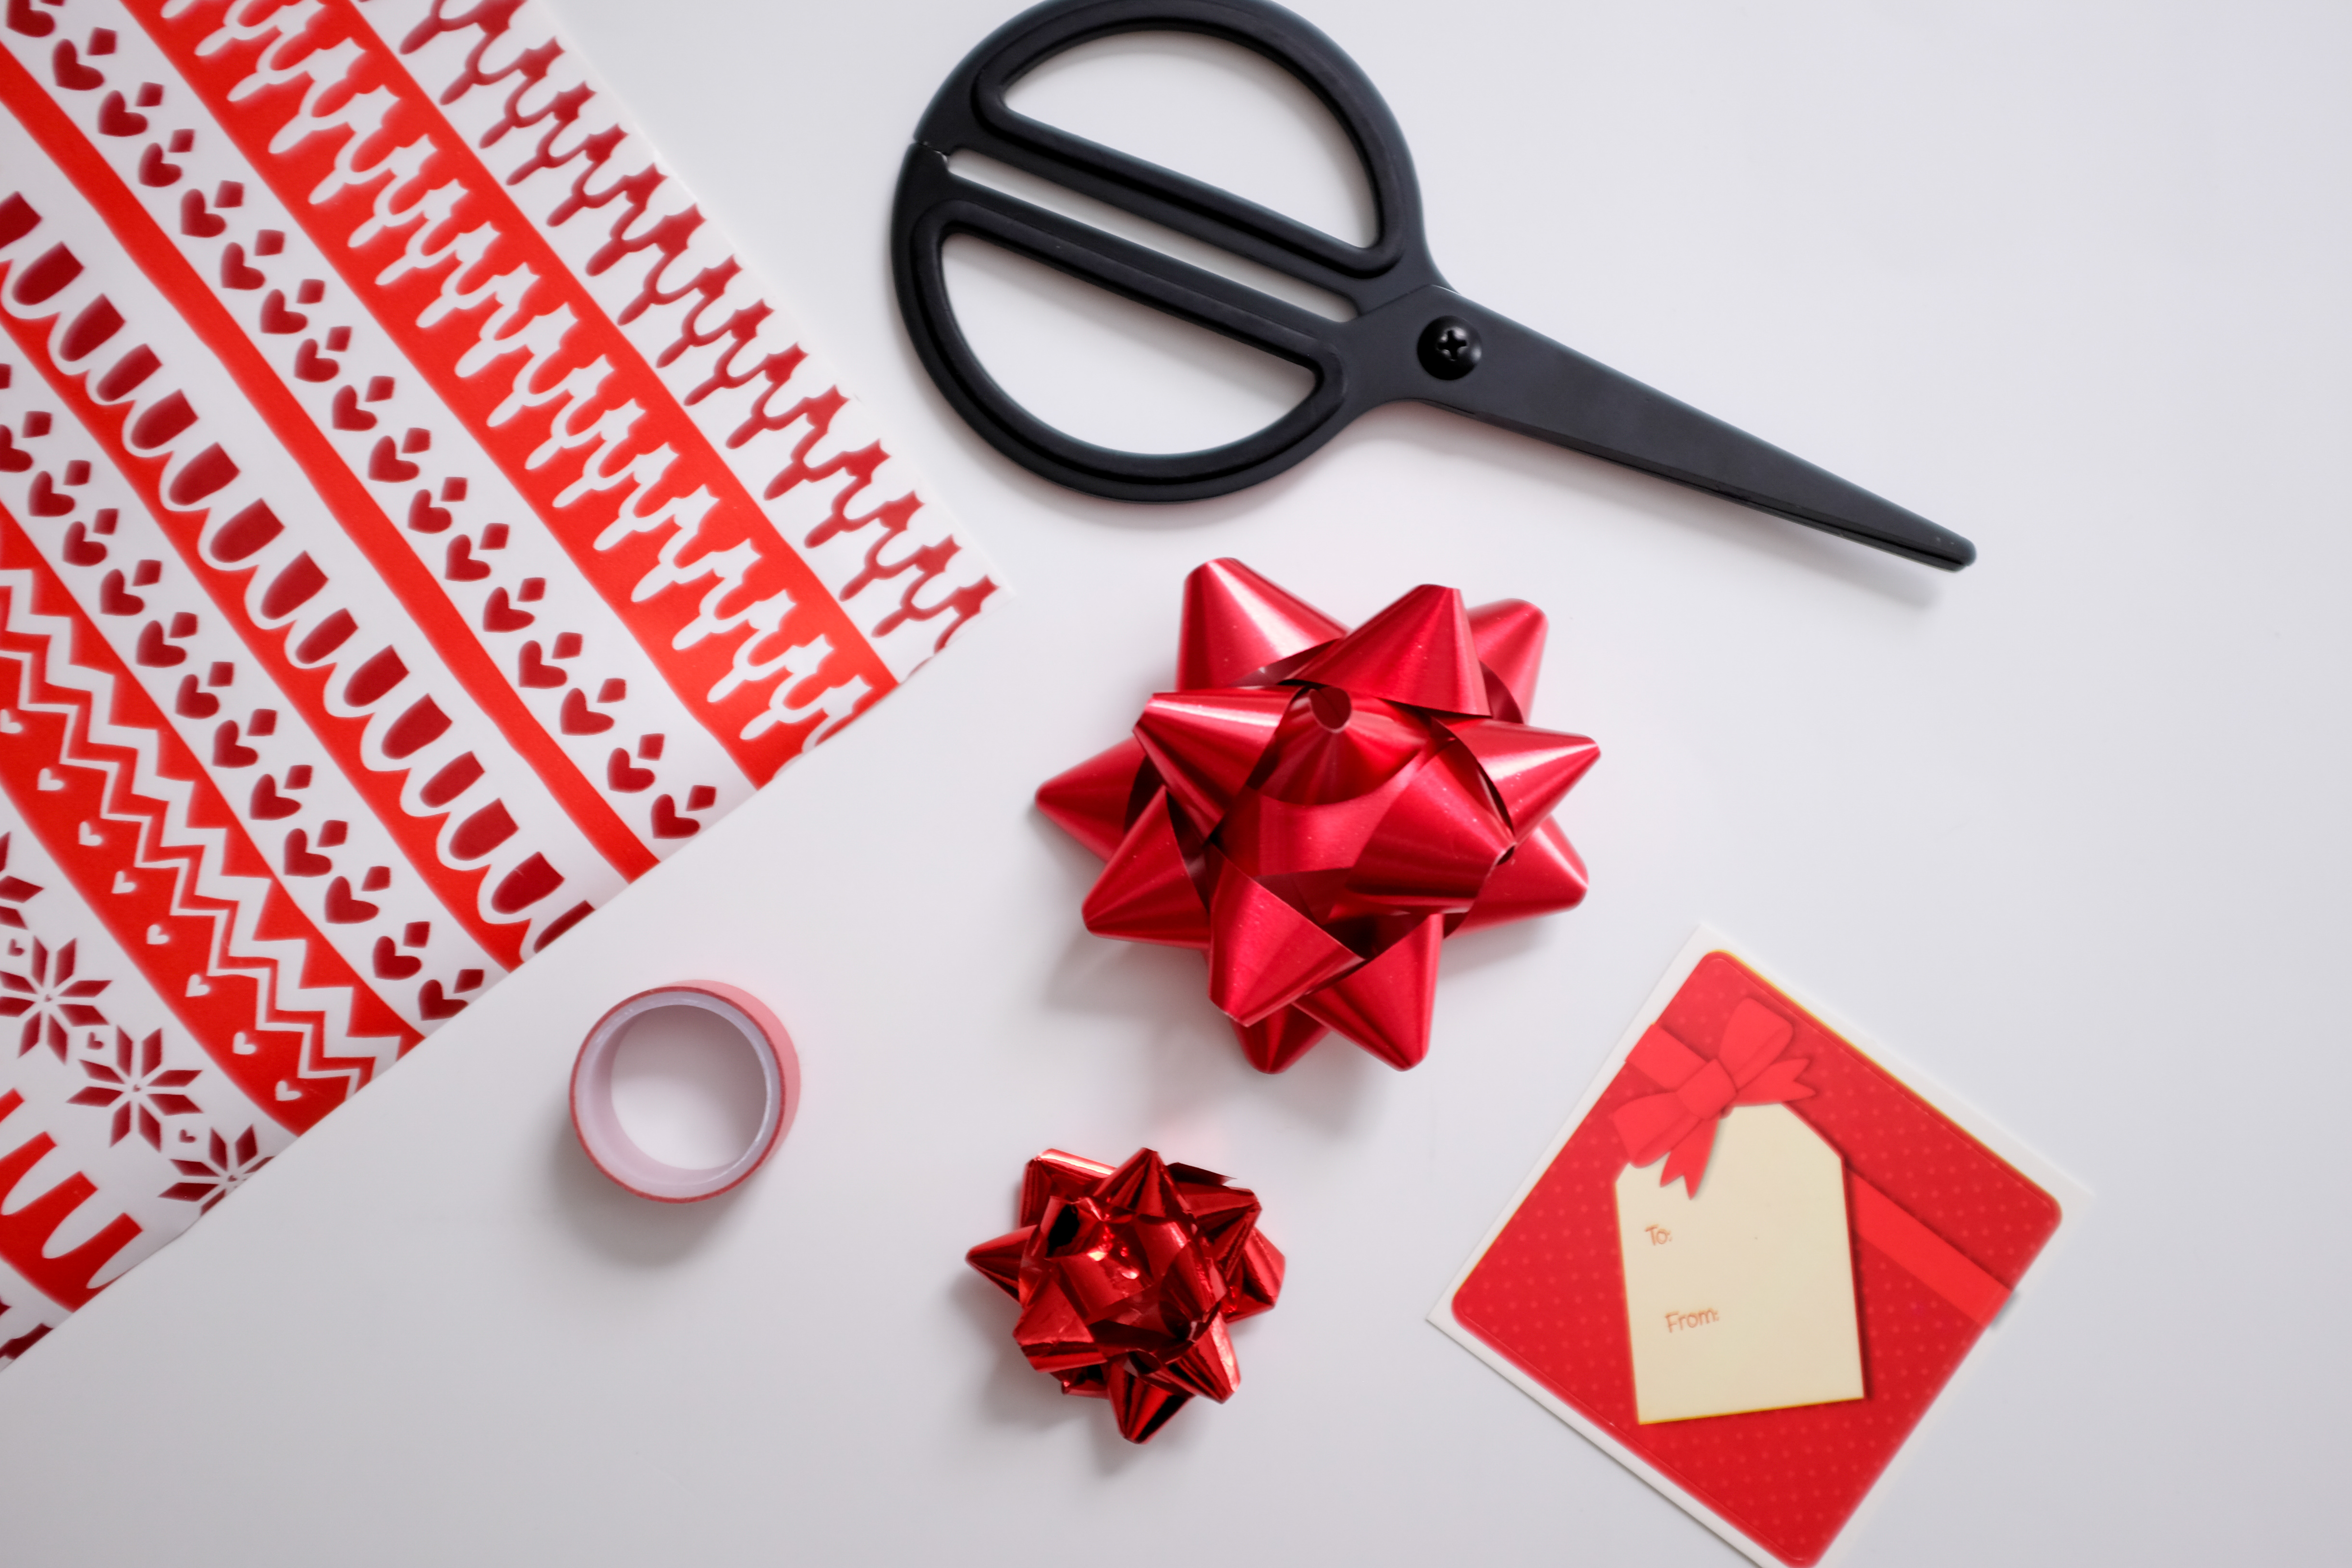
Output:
top-left (1424, 301), bottom-right (1974, 569)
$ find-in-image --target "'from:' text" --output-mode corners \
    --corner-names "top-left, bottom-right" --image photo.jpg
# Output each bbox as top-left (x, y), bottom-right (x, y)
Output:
top-left (1664, 1309), bottom-right (1721, 1333)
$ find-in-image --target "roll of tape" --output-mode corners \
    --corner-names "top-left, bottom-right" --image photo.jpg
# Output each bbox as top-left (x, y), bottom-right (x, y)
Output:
top-left (570, 982), bottom-right (799, 1202)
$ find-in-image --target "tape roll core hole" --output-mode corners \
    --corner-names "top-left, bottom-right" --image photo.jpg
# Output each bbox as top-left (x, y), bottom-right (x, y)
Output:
top-left (608, 1003), bottom-right (771, 1172)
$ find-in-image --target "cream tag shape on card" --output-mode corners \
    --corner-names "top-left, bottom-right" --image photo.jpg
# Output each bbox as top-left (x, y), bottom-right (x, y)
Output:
top-left (1615, 1104), bottom-right (1865, 1423)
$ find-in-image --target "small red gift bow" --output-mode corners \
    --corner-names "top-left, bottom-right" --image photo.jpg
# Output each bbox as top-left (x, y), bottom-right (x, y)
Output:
top-left (1613, 997), bottom-right (2013, 1327)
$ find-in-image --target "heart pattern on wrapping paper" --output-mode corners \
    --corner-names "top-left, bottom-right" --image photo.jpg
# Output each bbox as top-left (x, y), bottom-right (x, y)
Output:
top-left (649, 795), bottom-right (699, 838)
top-left (250, 774), bottom-right (299, 820)
top-left (211, 721), bottom-right (257, 768)
top-left (26, 470), bottom-right (73, 515)
top-left (292, 340), bottom-right (337, 382)
top-left (323, 877), bottom-right (378, 924)
top-left (178, 188), bottom-right (224, 237)
top-left (135, 619), bottom-right (189, 666)
top-left (53, 42), bottom-right (105, 92)
top-left (136, 144), bottom-right (182, 187)
top-left (98, 570), bottom-right (143, 616)
top-left (516, 640), bottom-right (564, 687)
top-left (370, 936), bottom-right (421, 980)
top-left (368, 436), bottom-right (417, 483)
top-left (417, 980), bottom-right (466, 1020)
top-left (257, 290), bottom-right (305, 334)
top-left (330, 385), bottom-right (375, 430)
top-left (607, 748), bottom-right (653, 792)
top-left (5, 0), bottom-right (55, 40)
top-left (443, 535), bottom-right (490, 582)
top-left (173, 674), bottom-right (219, 719)
top-left (61, 520), bottom-right (105, 564)
top-left (558, 687), bottom-right (613, 735)
top-left (219, 243), bottom-right (262, 290)
top-left (96, 90), bottom-right (146, 137)
top-left (480, 588), bottom-right (532, 632)
top-left (406, 489), bottom-right (451, 531)
top-left (282, 830), bottom-right (331, 877)
top-left (0, 427), bottom-right (31, 472)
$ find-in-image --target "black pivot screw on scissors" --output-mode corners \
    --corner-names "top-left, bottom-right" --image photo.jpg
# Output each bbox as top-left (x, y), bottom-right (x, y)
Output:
top-left (892, 0), bottom-right (1976, 570)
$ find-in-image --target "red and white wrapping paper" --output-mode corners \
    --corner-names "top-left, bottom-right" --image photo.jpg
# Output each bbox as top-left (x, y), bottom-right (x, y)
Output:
top-left (0, 0), bottom-right (997, 1367)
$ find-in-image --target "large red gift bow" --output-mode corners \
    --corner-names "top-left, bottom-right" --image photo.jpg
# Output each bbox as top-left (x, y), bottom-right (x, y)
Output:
top-left (1038, 560), bottom-right (1598, 1073)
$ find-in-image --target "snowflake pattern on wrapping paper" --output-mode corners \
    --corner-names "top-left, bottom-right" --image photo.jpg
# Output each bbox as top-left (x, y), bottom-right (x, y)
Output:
top-left (68, 1028), bottom-right (202, 1150)
top-left (0, 939), bottom-right (110, 1061)
top-left (0, 833), bottom-right (40, 930)
top-left (160, 1128), bottom-right (272, 1213)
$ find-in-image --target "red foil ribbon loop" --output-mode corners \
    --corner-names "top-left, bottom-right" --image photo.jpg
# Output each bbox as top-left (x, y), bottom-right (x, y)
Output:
top-left (1038, 560), bottom-right (1600, 1072)
top-left (967, 1148), bottom-right (1284, 1444)
top-left (1612, 1000), bottom-right (1815, 1193)
top-left (1177, 558), bottom-right (1347, 689)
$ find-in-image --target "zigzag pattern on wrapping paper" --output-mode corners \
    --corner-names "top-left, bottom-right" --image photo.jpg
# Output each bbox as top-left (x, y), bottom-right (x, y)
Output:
top-left (0, 564), bottom-right (408, 1096)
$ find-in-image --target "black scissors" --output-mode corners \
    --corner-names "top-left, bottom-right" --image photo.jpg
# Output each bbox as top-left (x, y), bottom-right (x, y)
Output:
top-left (891, 0), bottom-right (1975, 570)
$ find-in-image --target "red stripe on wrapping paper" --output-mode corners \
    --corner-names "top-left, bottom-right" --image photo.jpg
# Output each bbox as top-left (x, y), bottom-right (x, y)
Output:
top-left (0, 503), bottom-right (420, 1133)
top-left (1848, 1172), bottom-right (2011, 1327)
top-left (134, 0), bottom-right (898, 784)
top-left (0, 47), bottom-right (657, 886)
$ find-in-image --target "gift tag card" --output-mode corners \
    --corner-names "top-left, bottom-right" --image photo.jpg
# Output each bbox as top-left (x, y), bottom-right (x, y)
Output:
top-left (1430, 930), bottom-right (2087, 1568)
top-left (1615, 1104), bottom-right (1865, 1424)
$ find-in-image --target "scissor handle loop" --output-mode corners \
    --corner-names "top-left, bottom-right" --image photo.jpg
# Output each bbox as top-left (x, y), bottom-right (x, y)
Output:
top-left (898, 168), bottom-right (1353, 493)
top-left (892, 0), bottom-right (1449, 502)
top-left (931, 0), bottom-right (1436, 300)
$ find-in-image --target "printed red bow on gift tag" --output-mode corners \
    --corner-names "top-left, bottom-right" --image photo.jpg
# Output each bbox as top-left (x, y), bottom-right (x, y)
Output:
top-left (1612, 999), bottom-right (1814, 1194)
top-left (1037, 561), bottom-right (1598, 1072)
top-left (967, 1148), bottom-right (1284, 1443)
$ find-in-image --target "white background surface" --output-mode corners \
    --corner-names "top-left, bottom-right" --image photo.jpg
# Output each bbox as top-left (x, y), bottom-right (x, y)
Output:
top-left (3, 1), bottom-right (2347, 1563)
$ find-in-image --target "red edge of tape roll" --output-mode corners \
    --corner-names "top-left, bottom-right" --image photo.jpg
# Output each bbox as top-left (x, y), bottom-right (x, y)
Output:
top-left (570, 982), bottom-right (800, 1202)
